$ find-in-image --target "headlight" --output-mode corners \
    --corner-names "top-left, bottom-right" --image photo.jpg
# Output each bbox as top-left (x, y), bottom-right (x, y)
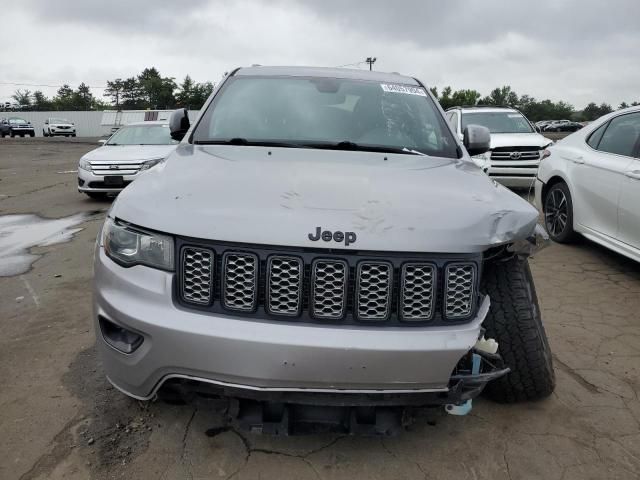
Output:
top-left (79, 158), bottom-right (91, 171)
top-left (102, 217), bottom-right (174, 271)
top-left (141, 158), bottom-right (163, 171)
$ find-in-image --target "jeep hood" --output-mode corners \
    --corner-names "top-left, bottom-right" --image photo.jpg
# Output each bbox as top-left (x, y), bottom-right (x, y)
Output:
top-left (110, 145), bottom-right (539, 253)
top-left (82, 145), bottom-right (177, 163)
top-left (489, 132), bottom-right (551, 149)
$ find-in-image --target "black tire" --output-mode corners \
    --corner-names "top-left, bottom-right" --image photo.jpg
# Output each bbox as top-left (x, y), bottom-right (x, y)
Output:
top-left (543, 182), bottom-right (578, 243)
top-left (10, 131), bottom-right (15, 138)
top-left (86, 192), bottom-right (109, 200)
top-left (481, 258), bottom-right (555, 403)
top-left (29, 132), bottom-right (34, 137)
top-left (72, 133), bottom-right (76, 137)
top-left (43, 129), bottom-right (48, 137)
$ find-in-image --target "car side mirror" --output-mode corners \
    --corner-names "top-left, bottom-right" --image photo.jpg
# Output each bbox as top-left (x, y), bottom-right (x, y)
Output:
top-left (463, 124), bottom-right (491, 156)
top-left (169, 108), bottom-right (190, 141)
top-left (98, 139), bottom-right (107, 145)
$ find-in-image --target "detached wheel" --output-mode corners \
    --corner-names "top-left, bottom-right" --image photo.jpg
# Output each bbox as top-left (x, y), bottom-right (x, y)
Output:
top-left (481, 258), bottom-right (555, 403)
top-left (543, 182), bottom-right (577, 243)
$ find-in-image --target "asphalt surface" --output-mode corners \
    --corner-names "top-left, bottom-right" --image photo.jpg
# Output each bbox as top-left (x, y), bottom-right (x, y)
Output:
top-left (1, 138), bottom-right (640, 480)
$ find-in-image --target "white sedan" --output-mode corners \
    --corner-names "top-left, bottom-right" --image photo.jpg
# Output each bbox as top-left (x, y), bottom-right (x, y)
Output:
top-left (77, 121), bottom-right (178, 199)
top-left (535, 106), bottom-right (640, 262)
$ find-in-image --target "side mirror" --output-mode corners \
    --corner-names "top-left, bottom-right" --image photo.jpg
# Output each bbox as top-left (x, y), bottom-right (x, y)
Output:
top-left (463, 124), bottom-right (491, 156)
top-left (169, 108), bottom-right (190, 141)
top-left (98, 139), bottom-right (107, 145)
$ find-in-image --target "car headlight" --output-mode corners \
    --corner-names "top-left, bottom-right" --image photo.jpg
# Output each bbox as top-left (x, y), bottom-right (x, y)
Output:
top-left (79, 158), bottom-right (91, 171)
top-left (141, 158), bottom-right (163, 170)
top-left (102, 217), bottom-right (174, 271)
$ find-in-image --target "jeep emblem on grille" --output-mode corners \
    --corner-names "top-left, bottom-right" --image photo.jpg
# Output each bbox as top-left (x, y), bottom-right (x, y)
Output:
top-left (509, 152), bottom-right (522, 160)
top-left (308, 227), bottom-right (357, 246)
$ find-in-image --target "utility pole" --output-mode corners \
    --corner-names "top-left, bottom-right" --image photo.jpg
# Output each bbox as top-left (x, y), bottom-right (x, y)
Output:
top-left (365, 57), bottom-right (377, 71)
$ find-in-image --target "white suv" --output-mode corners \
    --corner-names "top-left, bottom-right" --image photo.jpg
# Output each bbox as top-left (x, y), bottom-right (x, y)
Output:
top-left (446, 106), bottom-right (552, 189)
top-left (43, 117), bottom-right (76, 137)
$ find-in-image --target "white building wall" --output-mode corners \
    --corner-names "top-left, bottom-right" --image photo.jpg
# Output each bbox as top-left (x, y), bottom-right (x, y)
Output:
top-left (0, 110), bottom-right (201, 137)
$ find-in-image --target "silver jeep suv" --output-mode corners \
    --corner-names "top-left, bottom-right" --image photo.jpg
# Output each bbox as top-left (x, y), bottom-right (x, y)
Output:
top-left (94, 66), bottom-right (554, 433)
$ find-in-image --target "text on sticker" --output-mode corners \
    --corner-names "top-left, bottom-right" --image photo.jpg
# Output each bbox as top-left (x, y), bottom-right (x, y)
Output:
top-left (380, 84), bottom-right (428, 96)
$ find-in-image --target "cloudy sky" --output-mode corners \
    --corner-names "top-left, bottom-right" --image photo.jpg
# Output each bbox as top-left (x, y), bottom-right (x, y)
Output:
top-left (1, 0), bottom-right (638, 108)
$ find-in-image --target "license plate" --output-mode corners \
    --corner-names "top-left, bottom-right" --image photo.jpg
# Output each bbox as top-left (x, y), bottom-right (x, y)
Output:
top-left (104, 176), bottom-right (124, 186)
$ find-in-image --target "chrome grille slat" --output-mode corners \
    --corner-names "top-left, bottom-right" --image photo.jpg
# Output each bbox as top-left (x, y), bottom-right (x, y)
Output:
top-left (445, 263), bottom-right (476, 319)
top-left (490, 150), bottom-right (540, 161)
top-left (356, 262), bottom-right (392, 320)
top-left (400, 263), bottom-right (436, 321)
top-left (223, 253), bottom-right (258, 311)
top-left (311, 260), bottom-right (347, 319)
top-left (267, 256), bottom-right (303, 315)
top-left (181, 247), bottom-right (214, 305)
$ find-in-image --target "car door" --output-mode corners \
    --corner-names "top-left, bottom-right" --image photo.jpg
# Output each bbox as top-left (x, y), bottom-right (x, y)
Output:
top-left (615, 112), bottom-right (640, 249)
top-left (571, 114), bottom-right (637, 238)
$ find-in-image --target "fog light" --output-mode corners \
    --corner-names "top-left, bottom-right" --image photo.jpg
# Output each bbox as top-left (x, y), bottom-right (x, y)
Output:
top-left (99, 316), bottom-right (143, 353)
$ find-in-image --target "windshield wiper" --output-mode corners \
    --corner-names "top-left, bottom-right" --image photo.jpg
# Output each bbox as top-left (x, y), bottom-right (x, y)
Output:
top-left (303, 141), bottom-right (428, 156)
top-left (193, 138), bottom-right (302, 148)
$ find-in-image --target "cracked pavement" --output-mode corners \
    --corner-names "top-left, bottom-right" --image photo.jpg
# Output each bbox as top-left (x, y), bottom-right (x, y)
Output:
top-left (1, 139), bottom-right (639, 479)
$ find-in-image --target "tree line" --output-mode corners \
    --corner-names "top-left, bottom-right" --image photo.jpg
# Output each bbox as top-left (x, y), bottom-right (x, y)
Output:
top-left (7, 68), bottom-right (639, 121)
top-left (7, 67), bottom-right (214, 112)
top-left (430, 85), bottom-right (639, 122)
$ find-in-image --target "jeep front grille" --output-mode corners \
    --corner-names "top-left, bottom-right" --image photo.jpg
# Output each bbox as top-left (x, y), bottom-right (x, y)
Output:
top-left (356, 262), bottom-right (392, 320)
top-left (222, 253), bottom-right (258, 311)
top-left (177, 241), bottom-right (480, 326)
top-left (181, 247), bottom-right (214, 305)
top-left (311, 260), bottom-right (348, 319)
top-left (267, 256), bottom-right (303, 316)
top-left (400, 263), bottom-right (436, 321)
top-left (444, 264), bottom-right (476, 319)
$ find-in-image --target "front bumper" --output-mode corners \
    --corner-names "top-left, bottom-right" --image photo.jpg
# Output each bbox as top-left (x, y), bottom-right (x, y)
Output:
top-left (50, 128), bottom-right (75, 135)
top-left (78, 168), bottom-right (137, 193)
top-left (94, 248), bottom-right (491, 401)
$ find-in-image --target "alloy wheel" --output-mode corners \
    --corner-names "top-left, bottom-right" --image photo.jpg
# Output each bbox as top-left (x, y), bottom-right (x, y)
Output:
top-left (545, 188), bottom-right (568, 237)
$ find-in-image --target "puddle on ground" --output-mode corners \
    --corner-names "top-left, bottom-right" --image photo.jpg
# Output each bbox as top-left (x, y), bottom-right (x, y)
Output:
top-left (0, 211), bottom-right (102, 277)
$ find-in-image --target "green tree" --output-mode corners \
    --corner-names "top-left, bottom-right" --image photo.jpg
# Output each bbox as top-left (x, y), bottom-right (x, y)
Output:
top-left (52, 84), bottom-right (74, 110)
top-left (73, 82), bottom-right (94, 110)
top-left (480, 86), bottom-right (518, 107)
top-left (11, 89), bottom-right (32, 107)
top-left (138, 67), bottom-right (176, 109)
top-left (120, 77), bottom-right (144, 109)
top-left (32, 90), bottom-right (51, 110)
top-left (450, 89), bottom-right (482, 107)
top-left (104, 78), bottom-right (125, 108)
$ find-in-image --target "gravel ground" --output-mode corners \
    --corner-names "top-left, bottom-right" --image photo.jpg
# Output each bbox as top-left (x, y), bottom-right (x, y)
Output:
top-left (1, 138), bottom-right (639, 480)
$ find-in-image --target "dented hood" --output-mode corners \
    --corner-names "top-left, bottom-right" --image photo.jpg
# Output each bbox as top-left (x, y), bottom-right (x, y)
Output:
top-left (111, 144), bottom-right (539, 253)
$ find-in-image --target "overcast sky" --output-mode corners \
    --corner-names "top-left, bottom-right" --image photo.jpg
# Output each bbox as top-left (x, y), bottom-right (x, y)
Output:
top-left (2, 0), bottom-right (638, 108)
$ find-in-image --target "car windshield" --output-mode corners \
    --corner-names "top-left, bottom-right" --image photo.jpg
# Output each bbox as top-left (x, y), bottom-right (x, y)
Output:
top-left (51, 118), bottom-right (71, 123)
top-left (461, 111), bottom-right (534, 134)
top-left (106, 125), bottom-right (178, 145)
top-left (9, 118), bottom-right (27, 124)
top-left (192, 76), bottom-right (458, 158)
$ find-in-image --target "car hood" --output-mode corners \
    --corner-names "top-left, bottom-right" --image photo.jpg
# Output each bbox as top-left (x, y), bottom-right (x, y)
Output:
top-left (82, 145), bottom-right (177, 162)
top-left (110, 145), bottom-right (539, 253)
top-left (50, 123), bottom-right (74, 127)
top-left (489, 133), bottom-right (551, 149)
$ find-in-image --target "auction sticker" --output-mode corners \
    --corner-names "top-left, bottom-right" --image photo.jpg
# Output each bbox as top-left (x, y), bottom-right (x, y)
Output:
top-left (381, 84), bottom-right (427, 96)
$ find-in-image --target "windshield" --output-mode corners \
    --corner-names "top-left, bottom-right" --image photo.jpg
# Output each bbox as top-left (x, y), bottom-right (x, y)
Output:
top-left (106, 125), bottom-right (178, 145)
top-left (193, 76), bottom-right (458, 158)
top-left (9, 118), bottom-right (28, 124)
top-left (50, 118), bottom-right (71, 124)
top-left (461, 111), bottom-right (534, 134)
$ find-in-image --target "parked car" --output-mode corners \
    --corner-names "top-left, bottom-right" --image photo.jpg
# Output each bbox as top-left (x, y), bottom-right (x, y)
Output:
top-left (536, 106), bottom-right (640, 262)
top-left (93, 66), bottom-right (554, 433)
top-left (43, 117), bottom-right (76, 137)
top-left (543, 120), bottom-right (582, 132)
top-left (77, 121), bottom-right (178, 199)
top-left (0, 117), bottom-right (35, 137)
top-left (446, 106), bottom-right (552, 189)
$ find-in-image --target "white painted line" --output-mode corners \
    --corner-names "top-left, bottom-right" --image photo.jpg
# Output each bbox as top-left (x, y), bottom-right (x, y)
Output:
top-left (20, 275), bottom-right (40, 308)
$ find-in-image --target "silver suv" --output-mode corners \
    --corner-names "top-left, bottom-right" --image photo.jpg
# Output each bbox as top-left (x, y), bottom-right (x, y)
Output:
top-left (94, 67), bottom-right (554, 433)
top-left (446, 106), bottom-right (552, 189)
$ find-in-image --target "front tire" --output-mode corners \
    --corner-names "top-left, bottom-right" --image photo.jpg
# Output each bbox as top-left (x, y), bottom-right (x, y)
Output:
top-left (29, 132), bottom-right (34, 137)
top-left (481, 258), bottom-right (555, 403)
top-left (543, 182), bottom-right (577, 243)
top-left (43, 129), bottom-right (48, 137)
